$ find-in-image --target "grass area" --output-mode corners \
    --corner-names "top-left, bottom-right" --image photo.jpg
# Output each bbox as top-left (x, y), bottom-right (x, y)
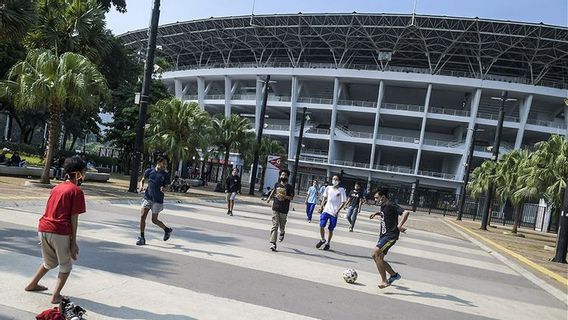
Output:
top-left (6, 152), bottom-right (44, 167)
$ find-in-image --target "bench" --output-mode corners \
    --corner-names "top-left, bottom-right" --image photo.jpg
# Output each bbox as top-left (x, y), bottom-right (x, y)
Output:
top-left (0, 165), bottom-right (110, 182)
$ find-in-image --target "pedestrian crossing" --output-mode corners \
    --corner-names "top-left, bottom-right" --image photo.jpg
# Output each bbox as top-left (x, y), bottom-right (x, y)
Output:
top-left (0, 201), bottom-right (566, 320)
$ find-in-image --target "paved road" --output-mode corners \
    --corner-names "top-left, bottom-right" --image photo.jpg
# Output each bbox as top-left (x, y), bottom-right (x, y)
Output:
top-left (0, 199), bottom-right (566, 319)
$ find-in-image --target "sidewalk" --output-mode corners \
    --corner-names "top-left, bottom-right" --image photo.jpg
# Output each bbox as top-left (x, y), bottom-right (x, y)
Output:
top-left (2, 174), bottom-right (566, 293)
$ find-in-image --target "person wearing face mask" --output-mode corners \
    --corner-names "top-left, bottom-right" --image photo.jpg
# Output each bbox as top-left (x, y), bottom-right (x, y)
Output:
top-left (304, 179), bottom-right (319, 223)
top-left (266, 169), bottom-right (294, 251)
top-left (345, 181), bottom-right (365, 232)
top-left (225, 167), bottom-right (241, 216)
top-left (370, 188), bottom-right (410, 289)
top-left (25, 157), bottom-right (87, 304)
top-left (136, 156), bottom-right (173, 246)
top-left (316, 175), bottom-right (347, 251)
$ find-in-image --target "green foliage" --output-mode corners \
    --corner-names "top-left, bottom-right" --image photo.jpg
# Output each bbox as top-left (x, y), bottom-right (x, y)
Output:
top-left (96, 0), bottom-right (127, 13)
top-left (211, 114), bottom-right (255, 180)
top-left (0, 0), bottom-right (36, 41)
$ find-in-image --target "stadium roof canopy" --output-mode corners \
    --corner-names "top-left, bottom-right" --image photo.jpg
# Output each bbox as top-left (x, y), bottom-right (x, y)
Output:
top-left (119, 13), bottom-right (568, 89)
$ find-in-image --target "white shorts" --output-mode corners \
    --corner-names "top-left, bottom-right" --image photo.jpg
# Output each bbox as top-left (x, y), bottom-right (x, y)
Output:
top-left (142, 199), bottom-right (164, 214)
top-left (226, 192), bottom-right (237, 201)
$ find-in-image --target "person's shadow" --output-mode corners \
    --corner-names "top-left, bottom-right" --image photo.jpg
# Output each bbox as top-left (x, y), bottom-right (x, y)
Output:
top-left (384, 285), bottom-right (475, 307)
top-left (72, 298), bottom-right (197, 320)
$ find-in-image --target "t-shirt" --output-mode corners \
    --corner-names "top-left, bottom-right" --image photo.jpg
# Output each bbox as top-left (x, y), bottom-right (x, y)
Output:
top-left (225, 175), bottom-right (241, 193)
top-left (307, 186), bottom-right (318, 204)
top-left (143, 168), bottom-right (170, 203)
top-left (38, 182), bottom-right (86, 235)
top-left (272, 182), bottom-right (294, 214)
top-left (319, 186), bottom-right (327, 200)
top-left (348, 189), bottom-right (364, 209)
top-left (322, 186), bottom-right (347, 217)
top-left (380, 202), bottom-right (405, 239)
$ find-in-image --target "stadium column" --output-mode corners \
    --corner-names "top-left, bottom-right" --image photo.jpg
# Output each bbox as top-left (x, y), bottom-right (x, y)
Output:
top-left (288, 76), bottom-right (299, 162)
top-left (174, 79), bottom-right (183, 98)
top-left (564, 105), bottom-right (568, 139)
top-left (514, 95), bottom-right (533, 149)
top-left (255, 76), bottom-right (263, 133)
top-left (413, 84), bottom-right (432, 175)
top-left (224, 76), bottom-right (231, 117)
top-left (456, 88), bottom-right (481, 180)
top-left (197, 77), bottom-right (205, 111)
top-left (369, 80), bottom-right (385, 170)
top-left (327, 77), bottom-right (340, 166)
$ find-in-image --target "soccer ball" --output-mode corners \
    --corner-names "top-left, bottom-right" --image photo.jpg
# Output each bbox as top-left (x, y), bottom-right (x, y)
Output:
top-left (343, 268), bottom-right (358, 284)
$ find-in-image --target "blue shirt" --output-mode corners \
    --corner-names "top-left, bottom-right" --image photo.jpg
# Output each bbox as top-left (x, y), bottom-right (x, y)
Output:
top-left (143, 168), bottom-right (170, 203)
top-left (307, 186), bottom-right (318, 204)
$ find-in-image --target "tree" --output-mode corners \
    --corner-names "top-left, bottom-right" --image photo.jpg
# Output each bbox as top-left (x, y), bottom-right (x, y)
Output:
top-left (0, 0), bottom-right (36, 41)
top-left (211, 115), bottom-right (254, 184)
top-left (494, 149), bottom-right (534, 234)
top-left (257, 138), bottom-right (286, 192)
top-left (0, 50), bottom-right (109, 183)
top-left (468, 160), bottom-right (499, 222)
top-left (145, 98), bottom-right (211, 175)
top-left (96, 0), bottom-right (127, 13)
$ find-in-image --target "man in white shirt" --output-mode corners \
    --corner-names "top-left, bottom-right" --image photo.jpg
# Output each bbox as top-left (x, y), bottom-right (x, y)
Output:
top-left (316, 175), bottom-right (347, 250)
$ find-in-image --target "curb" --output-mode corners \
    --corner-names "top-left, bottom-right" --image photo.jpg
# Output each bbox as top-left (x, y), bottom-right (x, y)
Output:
top-left (442, 219), bottom-right (568, 305)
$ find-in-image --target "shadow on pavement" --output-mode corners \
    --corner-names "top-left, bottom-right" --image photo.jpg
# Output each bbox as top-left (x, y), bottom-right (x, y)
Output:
top-left (72, 298), bottom-right (197, 320)
top-left (385, 285), bottom-right (476, 307)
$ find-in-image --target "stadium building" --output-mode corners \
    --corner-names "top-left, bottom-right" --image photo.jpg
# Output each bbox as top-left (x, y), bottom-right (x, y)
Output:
top-left (120, 13), bottom-right (568, 197)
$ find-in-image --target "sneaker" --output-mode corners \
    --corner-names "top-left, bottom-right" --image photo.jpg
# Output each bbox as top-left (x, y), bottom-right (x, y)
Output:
top-left (316, 239), bottom-right (326, 249)
top-left (323, 244), bottom-right (330, 251)
top-left (227, 210), bottom-right (231, 215)
top-left (348, 226), bottom-right (353, 232)
top-left (136, 236), bottom-right (146, 246)
top-left (228, 210), bottom-right (233, 216)
top-left (270, 243), bottom-right (277, 251)
top-left (163, 227), bottom-right (173, 241)
top-left (307, 219), bottom-right (311, 223)
top-left (388, 273), bottom-right (401, 284)
top-left (278, 233), bottom-right (285, 242)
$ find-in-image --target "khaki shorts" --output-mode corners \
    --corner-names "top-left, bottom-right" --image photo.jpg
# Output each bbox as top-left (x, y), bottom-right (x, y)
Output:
top-left (142, 199), bottom-right (164, 214)
top-left (226, 192), bottom-right (237, 202)
top-left (39, 232), bottom-right (73, 273)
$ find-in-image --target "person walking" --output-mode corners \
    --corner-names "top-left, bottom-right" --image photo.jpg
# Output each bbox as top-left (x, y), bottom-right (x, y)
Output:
top-left (370, 188), bottom-right (410, 289)
top-left (318, 180), bottom-right (328, 205)
top-left (304, 179), bottom-right (319, 223)
top-left (225, 167), bottom-right (241, 216)
top-left (316, 175), bottom-right (347, 251)
top-left (136, 156), bottom-right (173, 246)
top-left (345, 181), bottom-right (365, 232)
top-left (25, 157), bottom-right (87, 304)
top-left (267, 170), bottom-right (294, 251)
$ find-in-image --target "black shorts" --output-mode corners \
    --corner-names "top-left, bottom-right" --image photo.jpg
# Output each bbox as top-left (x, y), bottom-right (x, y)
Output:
top-left (376, 233), bottom-right (398, 255)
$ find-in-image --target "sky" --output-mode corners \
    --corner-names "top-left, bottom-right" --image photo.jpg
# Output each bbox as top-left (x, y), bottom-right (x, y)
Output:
top-left (106, 0), bottom-right (568, 35)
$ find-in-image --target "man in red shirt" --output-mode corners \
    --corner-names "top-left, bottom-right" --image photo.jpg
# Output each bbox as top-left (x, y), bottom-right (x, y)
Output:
top-left (25, 157), bottom-right (86, 304)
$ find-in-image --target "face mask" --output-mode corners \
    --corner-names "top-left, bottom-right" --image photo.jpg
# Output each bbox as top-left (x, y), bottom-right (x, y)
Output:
top-left (280, 177), bottom-right (288, 182)
top-left (332, 180), bottom-right (339, 186)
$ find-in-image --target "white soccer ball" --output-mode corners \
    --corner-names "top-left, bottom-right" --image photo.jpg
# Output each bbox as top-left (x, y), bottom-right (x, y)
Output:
top-left (343, 268), bottom-right (358, 284)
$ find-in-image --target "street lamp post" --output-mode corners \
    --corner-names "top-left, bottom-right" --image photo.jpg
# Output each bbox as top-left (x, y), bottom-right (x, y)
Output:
top-left (128, 0), bottom-right (161, 193)
top-left (480, 91), bottom-right (516, 230)
top-left (457, 125), bottom-right (482, 220)
top-left (290, 106), bottom-right (309, 193)
top-left (248, 75), bottom-right (271, 196)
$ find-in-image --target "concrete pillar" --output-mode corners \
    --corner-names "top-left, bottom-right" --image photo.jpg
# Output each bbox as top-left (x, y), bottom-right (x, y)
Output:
top-left (289, 76), bottom-right (299, 159)
top-left (255, 76), bottom-right (263, 133)
top-left (414, 84), bottom-right (432, 175)
top-left (174, 79), bottom-right (183, 98)
top-left (515, 95), bottom-right (533, 149)
top-left (3, 114), bottom-right (10, 141)
top-left (456, 88), bottom-right (482, 180)
top-left (224, 76), bottom-right (231, 117)
top-left (369, 81), bottom-right (385, 169)
top-left (327, 77), bottom-right (340, 165)
top-left (565, 106), bottom-right (568, 138)
top-left (197, 77), bottom-right (205, 111)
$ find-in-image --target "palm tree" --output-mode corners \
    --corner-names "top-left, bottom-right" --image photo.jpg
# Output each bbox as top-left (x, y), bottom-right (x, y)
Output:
top-left (468, 160), bottom-right (499, 221)
top-left (494, 149), bottom-right (534, 234)
top-left (525, 135), bottom-right (568, 232)
top-left (145, 98), bottom-right (211, 175)
top-left (0, 49), bottom-right (109, 183)
top-left (211, 115), bottom-right (254, 183)
top-left (0, 0), bottom-right (36, 41)
top-left (257, 138), bottom-right (286, 192)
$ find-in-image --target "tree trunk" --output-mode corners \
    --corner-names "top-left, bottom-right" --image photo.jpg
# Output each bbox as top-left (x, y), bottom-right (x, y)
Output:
top-left (41, 111), bottom-right (61, 184)
top-left (511, 203), bottom-right (523, 234)
top-left (61, 131), bottom-right (68, 151)
top-left (220, 145), bottom-right (230, 185)
top-left (69, 134), bottom-right (78, 151)
top-left (26, 125), bottom-right (36, 144)
top-left (170, 157), bottom-right (177, 178)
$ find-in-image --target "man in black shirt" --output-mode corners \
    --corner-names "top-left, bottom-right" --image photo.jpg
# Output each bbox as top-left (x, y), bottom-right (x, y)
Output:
top-left (225, 168), bottom-right (241, 216)
top-left (370, 188), bottom-right (410, 289)
top-left (345, 181), bottom-right (364, 232)
top-left (266, 169), bottom-right (294, 252)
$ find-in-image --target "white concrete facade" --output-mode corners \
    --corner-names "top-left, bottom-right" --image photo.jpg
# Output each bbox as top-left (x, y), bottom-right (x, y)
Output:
top-left (163, 67), bottom-right (568, 192)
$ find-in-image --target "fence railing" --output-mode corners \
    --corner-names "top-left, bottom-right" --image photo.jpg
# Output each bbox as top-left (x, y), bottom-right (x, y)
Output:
top-left (382, 103), bottom-right (424, 112)
top-left (417, 170), bottom-right (455, 180)
top-left (306, 128), bottom-right (331, 135)
top-left (332, 160), bottom-right (370, 168)
top-left (429, 106), bottom-right (470, 117)
top-left (302, 148), bottom-right (328, 156)
top-left (526, 118), bottom-right (566, 129)
top-left (422, 139), bottom-right (463, 148)
top-left (376, 134), bottom-right (420, 144)
top-left (337, 99), bottom-right (376, 108)
top-left (298, 155), bottom-right (328, 163)
top-left (298, 97), bottom-right (334, 105)
top-left (477, 111), bottom-right (519, 123)
top-left (373, 164), bottom-right (414, 174)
